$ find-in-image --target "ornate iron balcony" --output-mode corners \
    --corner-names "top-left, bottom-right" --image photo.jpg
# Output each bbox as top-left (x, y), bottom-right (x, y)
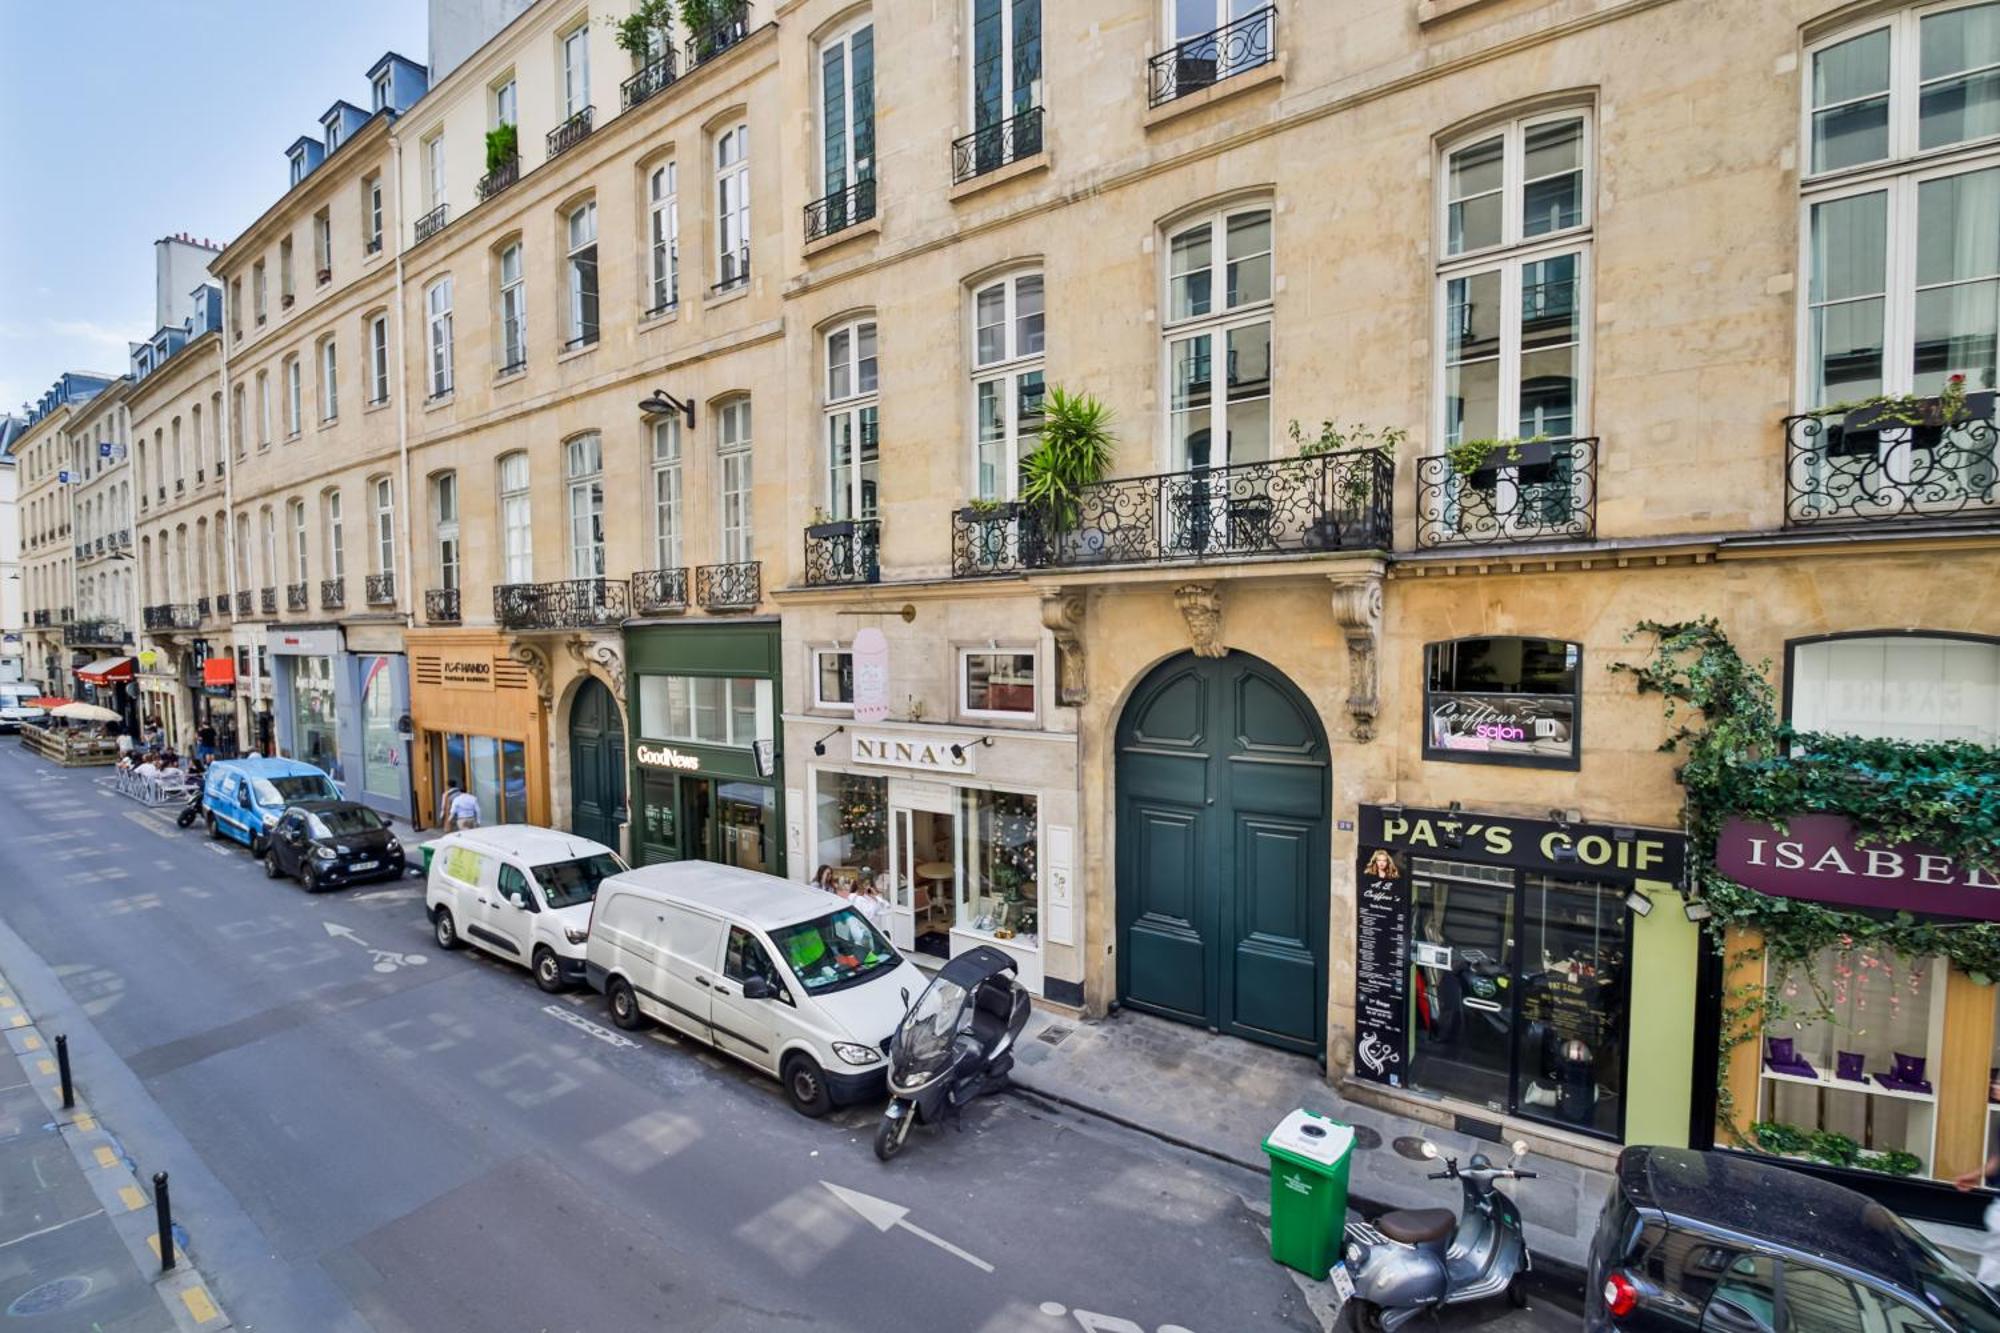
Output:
top-left (686, 1), bottom-right (750, 67)
top-left (1148, 5), bottom-right (1277, 108)
top-left (261, 586), bottom-right (278, 616)
top-left (142, 604), bottom-right (199, 632)
top-left (494, 577), bottom-right (630, 630)
top-left (286, 582), bottom-right (308, 612)
top-left (952, 107), bottom-right (1044, 184)
top-left (804, 519), bottom-right (880, 586)
top-left (804, 178), bottom-right (876, 244)
top-left (547, 107), bottom-right (594, 160)
top-left (196, 596), bottom-right (210, 619)
top-left (235, 590), bottom-right (253, 617)
top-left (425, 587), bottom-right (461, 624)
top-left (950, 447), bottom-right (1393, 578)
top-left (66, 619), bottom-right (130, 646)
top-left (320, 578), bottom-right (346, 610)
top-left (31, 610), bottom-right (49, 627)
top-left (621, 52), bottom-right (678, 110)
top-left (413, 204), bottom-right (450, 245)
top-left (1784, 402), bottom-right (1999, 526)
top-left (497, 356), bottom-right (527, 378)
top-left (711, 248), bottom-right (751, 295)
top-left (365, 572), bottom-right (395, 606)
top-left (477, 153), bottom-right (520, 202)
top-left (630, 567), bottom-right (689, 615)
top-left (1414, 437), bottom-right (1599, 548)
top-left (695, 561), bottom-right (760, 610)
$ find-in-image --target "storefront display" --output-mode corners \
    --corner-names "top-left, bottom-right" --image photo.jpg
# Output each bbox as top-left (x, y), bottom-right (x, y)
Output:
top-left (359, 655), bottom-right (404, 801)
top-left (408, 629), bottom-right (548, 830)
top-left (291, 654), bottom-right (338, 777)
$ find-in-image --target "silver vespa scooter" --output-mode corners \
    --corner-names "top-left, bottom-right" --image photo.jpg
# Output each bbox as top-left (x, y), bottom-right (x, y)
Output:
top-left (1339, 1139), bottom-right (1536, 1331)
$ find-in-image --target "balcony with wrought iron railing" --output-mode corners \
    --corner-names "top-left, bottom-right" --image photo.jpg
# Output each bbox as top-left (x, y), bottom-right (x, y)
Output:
top-left (685, 1), bottom-right (750, 68)
top-left (1414, 437), bottom-right (1599, 549)
top-left (66, 619), bottom-right (130, 647)
top-left (286, 583), bottom-right (309, 612)
top-left (711, 247), bottom-right (751, 296)
top-left (804, 178), bottom-right (876, 244)
top-left (547, 107), bottom-right (594, 160)
top-left (804, 519), bottom-right (880, 586)
top-left (1783, 397), bottom-right (1999, 527)
top-left (320, 578), bottom-right (346, 611)
top-left (31, 610), bottom-right (49, 628)
top-left (696, 562), bottom-right (760, 611)
top-left (952, 448), bottom-right (1392, 577)
top-left (261, 587), bottom-right (278, 616)
top-left (630, 567), bottom-right (689, 615)
top-left (413, 204), bottom-right (450, 245)
top-left (425, 588), bottom-right (461, 624)
top-left (1148, 5), bottom-right (1277, 109)
top-left (494, 577), bottom-right (630, 631)
top-left (142, 604), bottom-right (199, 632)
top-left (195, 596), bottom-right (211, 620)
top-left (365, 573), bottom-right (395, 606)
top-left (952, 107), bottom-right (1044, 185)
top-left (621, 52), bottom-right (678, 110)
top-left (477, 153), bottom-right (520, 202)
top-left (235, 590), bottom-right (253, 618)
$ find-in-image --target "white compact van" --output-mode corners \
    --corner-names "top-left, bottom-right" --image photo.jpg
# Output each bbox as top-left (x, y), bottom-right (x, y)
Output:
top-left (426, 825), bottom-right (626, 991)
top-left (585, 861), bottom-right (924, 1116)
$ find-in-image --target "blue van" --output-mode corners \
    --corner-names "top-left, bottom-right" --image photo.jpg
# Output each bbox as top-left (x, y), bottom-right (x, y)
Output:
top-left (204, 758), bottom-right (342, 853)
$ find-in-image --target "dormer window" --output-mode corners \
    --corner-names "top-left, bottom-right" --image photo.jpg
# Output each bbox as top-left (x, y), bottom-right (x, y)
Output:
top-left (325, 118), bottom-right (342, 153)
top-left (289, 150), bottom-right (306, 186)
top-left (372, 71), bottom-right (391, 111)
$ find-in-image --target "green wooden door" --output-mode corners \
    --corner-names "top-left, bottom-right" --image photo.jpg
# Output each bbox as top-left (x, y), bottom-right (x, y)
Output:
top-left (568, 678), bottom-right (626, 849)
top-left (1116, 652), bottom-right (1329, 1055)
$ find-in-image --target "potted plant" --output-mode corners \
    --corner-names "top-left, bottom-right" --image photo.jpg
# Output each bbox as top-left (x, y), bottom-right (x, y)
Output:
top-left (1835, 375), bottom-right (1995, 451)
top-left (484, 121), bottom-right (518, 176)
top-left (614, 0), bottom-right (675, 62)
top-left (680, 0), bottom-right (725, 57)
top-left (1019, 386), bottom-right (1117, 565)
top-left (805, 505), bottom-right (854, 540)
top-left (1291, 419), bottom-right (1402, 550)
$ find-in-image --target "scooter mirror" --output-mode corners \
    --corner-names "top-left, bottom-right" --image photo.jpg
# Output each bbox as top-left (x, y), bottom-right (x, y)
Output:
top-left (1511, 1139), bottom-right (1529, 1159)
top-left (1420, 1141), bottom-right (1439, 1160)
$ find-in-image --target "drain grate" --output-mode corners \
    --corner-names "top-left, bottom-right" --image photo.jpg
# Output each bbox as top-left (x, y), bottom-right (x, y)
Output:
top-left (8, 1276), bottom-right (93, 1317)
top-left (1036, 1024), bottom-right (1074, 1047)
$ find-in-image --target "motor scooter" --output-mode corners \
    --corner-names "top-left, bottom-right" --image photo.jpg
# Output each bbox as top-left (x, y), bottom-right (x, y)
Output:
top-left (1340, 1139), bottom-right (1537, 1331)
top-left (873, 945), bottom-right (1029, 1161)
top-left (174, 769), bottom-right (206, 829)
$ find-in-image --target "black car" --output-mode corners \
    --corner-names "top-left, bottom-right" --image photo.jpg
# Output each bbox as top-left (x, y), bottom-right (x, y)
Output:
top-left (1587, 1147), bottom-right (2000, 1331)
top-left (262, 800), bottom-right (406, 892)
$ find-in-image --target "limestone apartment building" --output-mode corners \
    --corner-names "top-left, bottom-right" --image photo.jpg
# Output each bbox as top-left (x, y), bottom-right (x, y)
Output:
top-left (12, 374), bottom-right (116, 700)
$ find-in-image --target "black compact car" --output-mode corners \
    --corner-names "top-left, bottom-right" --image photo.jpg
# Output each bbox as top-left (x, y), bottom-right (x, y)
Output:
top-left (262, 800), bottom-right (406, 892)
top-left (1587, 1147), bottom-right (2000, 1331)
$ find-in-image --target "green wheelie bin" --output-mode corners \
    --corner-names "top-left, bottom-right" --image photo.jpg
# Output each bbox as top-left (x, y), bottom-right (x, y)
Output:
top-left (1263, 1108), bottom-right (1356, 1280)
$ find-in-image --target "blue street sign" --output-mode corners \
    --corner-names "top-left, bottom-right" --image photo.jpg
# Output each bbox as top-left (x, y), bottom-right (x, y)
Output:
top-left (98, 441), bottom-right (113, 457)
top-left (57, 470), bottom-right (70, 483)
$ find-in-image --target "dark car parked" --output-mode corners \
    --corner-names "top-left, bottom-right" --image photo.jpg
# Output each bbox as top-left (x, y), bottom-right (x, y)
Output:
top-left (1587, 1147), bottom-right (2000, 1331)
top-left (262, 800), bottom-right (405, 892)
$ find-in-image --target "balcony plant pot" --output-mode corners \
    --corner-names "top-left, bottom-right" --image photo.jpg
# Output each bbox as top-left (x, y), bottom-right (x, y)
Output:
top-left (1839, 390), bottom-right (1996, 454)
top-left (806, 519), bottom-right (856, 540)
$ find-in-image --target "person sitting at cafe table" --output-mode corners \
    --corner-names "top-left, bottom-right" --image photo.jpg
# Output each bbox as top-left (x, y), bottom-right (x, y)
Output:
top-left (811, 864), bottom-right (834, 891)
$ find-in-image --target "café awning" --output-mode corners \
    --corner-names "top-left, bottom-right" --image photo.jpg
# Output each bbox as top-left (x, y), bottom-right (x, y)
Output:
top-left (75, 656), bottom-right (134, 685)
top-left (202, 657), bottom-right (237, 687)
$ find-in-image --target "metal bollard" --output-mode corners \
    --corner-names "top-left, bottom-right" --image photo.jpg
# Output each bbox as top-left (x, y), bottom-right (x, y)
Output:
top-left (55, 1034), bottom-right (73, 1110)
top-left (153, 1171), bottom-right (175, 1271)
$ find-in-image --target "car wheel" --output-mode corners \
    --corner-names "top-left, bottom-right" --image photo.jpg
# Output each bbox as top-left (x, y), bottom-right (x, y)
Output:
top-left (301, 864), bottom-right (320, 894)
top-left (532, 948), bottom-right (564, 994)
top-left (607, 978), bottom-right (644, 1031)
top-left (782, 1053), bottom-right (834, 1119)
top-left (263, 849), bottom-right (283, 879)
top-left (1346, 1299), bottom-right (1385, 1333)
top-left (1507, 1274), bottom-right (1530, 1309)
top-left (432, 907), bottom-right (460, 950)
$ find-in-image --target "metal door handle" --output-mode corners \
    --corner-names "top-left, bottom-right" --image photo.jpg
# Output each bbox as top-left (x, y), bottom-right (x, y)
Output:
top-left (695, 976), bottom-right (710, 988)
top-left (714, 986), bottom-right (732, 997)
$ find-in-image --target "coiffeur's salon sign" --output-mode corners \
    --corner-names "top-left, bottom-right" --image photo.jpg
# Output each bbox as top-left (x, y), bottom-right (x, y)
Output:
top-left (1358, 805), bottom-right (1685, 884)
top-left (1718, 814), bottom-right (2000, 921)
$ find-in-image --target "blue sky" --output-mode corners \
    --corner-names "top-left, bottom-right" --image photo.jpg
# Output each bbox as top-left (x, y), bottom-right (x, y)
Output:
top-left (0, 1), bottom-right (428, 418)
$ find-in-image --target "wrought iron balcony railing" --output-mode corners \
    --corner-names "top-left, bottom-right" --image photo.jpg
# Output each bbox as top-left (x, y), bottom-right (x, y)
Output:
top-left (31, 611), bottom-right (49, 628)
top-left (1414, 437), bottom-right (1599, 548)
top-left (686, 1), bottom-right (750, 67)
top-left (261, 586), bottom-right (277, 616)
top-left (952, 107), bottom-right (1044, 184)
top-left (621, 52), bottom-right (679, 110)
top-left (142, 604), bottom-right (199, 632)
top-left (1783, 402), bottom-right (1999, 526)
top-left (477, 153), bottom-right (520, 202)
top-left (196, 596), bottom-right (210, 620)
top-left (425, 587), bottom-right (461, 624)
top-left (711, 248), bottom-right (751, 295)
top-left (630, 567), bottom-right (689, 615)
top-left (320, 578), bottom-right (346, 610)
top-left (804, 519), bottom-right (880, 586)
top-left (494, 577), bottom-right (630, 630)
top-left (804, 178), bottom-right (877, 243)
top-left (66, 619), bottom-right (130, 646)
top-left (286, 582), bottom-right (308, 612)
top-left (547, 107), bottom-right (594, 160)
top-left (365, 573), bottom-right (395, 606)
top-left (695, 562), bottom-right (760, 610)
top-left (235, 590), bottom-right (253, 617)
top-left (951, 448), bottom-right (1392, 577)
top-left (413, 204), bottom-right (450, 245)
top-left (1148, 5), bottom-right (1277, 108)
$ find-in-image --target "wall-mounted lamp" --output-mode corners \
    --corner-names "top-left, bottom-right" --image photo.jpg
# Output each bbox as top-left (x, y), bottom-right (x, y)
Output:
top-left (948, 736), bottom-right (996, 761)
top-left (1684, 900), bottom-right (1713, 924)
top-left (1624, 888), bottom-right (1653, 918)
top-left (638, 389), bottom-right (696, 432)
top-left (812, 724), bottom-right (845, 757)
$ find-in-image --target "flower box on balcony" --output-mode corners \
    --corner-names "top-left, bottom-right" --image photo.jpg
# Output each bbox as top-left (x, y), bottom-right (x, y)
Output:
top-left (1839, 390), bottom-right (1996, 450)
top-left (805, 518), bottom-right (858, 540)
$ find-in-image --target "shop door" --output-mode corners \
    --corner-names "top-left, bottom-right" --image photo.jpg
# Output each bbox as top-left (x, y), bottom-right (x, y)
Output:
top-left (568, 678), bottom-right (626, 849)
top-left (636, 773), bottom-right (683, 866)
top-left (1115, 651), bottom-right (1329, 1055)
top-left (1408, 866), bottom-right (1517, 1114)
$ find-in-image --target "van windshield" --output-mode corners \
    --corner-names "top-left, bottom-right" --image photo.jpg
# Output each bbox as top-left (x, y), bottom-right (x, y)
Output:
top-left (769, 909), bottom-right (899, 995)
top-left (253, 775), bottom-right (338, 805)
top-left (530, 854), bottom-right (625, 909)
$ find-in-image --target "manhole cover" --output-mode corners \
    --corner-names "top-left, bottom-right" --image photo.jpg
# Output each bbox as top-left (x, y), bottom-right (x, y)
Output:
top-left (8, 1276), bottom-right (93, 1317)
top-left (1350, 1125), bottom-right (1383, 1151)
top-left (1035, 1025), bottom-right (1074, 1046)
top-left (1391, 1135), bottom-right (1434, 1161)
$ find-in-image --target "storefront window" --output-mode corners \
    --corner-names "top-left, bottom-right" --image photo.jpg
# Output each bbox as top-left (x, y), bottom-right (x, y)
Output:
top-left (639, 673), bottom-right (772, 747)
top-left (1423, 636), bottom-right (1580, 768)
top-left (815, 772), bottom-right (887, 886)
top-left (468, 735), bottom-right (501, 825)
top-left (502, 740), bottom-right (526, 819)
top-left (291, 655), bottom-right (338, 779)
top-left (959, 788), bottom-right (1038, 947)
top-left (961, 650), bottom-right (1036, 717)
top-left (718, 781), bottom-right (774, 874)
top-left (361, 658), bottom-right (402, 800)
top-left (430, 731), bottom-right (527, 826)
top-left (814, 650), bottom-right (854, 709)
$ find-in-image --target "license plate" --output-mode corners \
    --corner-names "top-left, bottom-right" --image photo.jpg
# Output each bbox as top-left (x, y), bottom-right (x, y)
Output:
top-left (348, 860), bottom-right (378, 871)
top-left (1330, 1264), bottom-right (1355, 1302)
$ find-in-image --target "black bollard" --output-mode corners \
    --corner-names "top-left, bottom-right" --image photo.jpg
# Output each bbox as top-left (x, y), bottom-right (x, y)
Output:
top-left (153, 1171), bottom-right (175, 1271)
top-left (54, 1034), bottom-right (73, 1110)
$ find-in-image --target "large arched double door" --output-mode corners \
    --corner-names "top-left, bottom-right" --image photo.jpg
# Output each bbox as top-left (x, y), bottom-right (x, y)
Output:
top-left (1116, 651), bottom-right (1330, 1055)
top-left (569, 677), bottom-right (626, 849)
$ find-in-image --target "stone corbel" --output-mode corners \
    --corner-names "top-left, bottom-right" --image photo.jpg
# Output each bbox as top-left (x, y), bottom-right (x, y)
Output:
top-left (1173, 582), bottom-right (1227, 659)
top-left (1328, 574), bottom-right (1384, 743)
top-left (509, 641), bottom-right (555, 715)
top-left (564, 633), bottom-right (627, 708)
top-left (1040, 588), bottom-right (1087, 706)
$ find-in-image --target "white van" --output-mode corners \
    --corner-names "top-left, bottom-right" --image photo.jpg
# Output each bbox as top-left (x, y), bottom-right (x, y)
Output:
top-left (426, 825), bottom-right (626, 992)
top-left (585, 861), bottom-right (924, 1117)
top-left (0, 683), bottom-right (47, 733)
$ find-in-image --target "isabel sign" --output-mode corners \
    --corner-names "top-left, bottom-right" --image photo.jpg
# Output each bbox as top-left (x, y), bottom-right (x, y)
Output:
top-left (851, 733), bottom-right (974, 775)
top-left (636, 744), bottom-right (701, 772)
top-left (1718, 815), bottom-right (2000, 921)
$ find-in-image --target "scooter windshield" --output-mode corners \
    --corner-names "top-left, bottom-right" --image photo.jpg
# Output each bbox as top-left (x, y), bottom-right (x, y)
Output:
top-left (893, 977), bottom-right (969, 1076)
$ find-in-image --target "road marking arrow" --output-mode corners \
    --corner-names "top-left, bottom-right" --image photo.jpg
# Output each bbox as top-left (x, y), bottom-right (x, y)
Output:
top-left (322, 921), bottom-right (365, 944)
top-left (821, 1181), bottom-right (994, 1272)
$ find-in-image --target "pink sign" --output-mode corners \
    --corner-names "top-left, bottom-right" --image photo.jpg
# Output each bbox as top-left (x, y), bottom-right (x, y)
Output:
top-left (851, 628), bottom-right (890, 723)
top-left (1717, 814), bottom-right (2000, 921)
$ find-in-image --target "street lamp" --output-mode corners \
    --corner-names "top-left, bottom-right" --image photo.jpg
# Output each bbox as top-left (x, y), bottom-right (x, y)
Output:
top-left (638, 389), bottom-right (696, 431)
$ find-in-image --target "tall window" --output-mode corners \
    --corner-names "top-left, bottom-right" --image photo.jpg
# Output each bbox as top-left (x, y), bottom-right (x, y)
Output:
top-left (280, 237), bottom-right (295, 299)
top-left (561, 24), bottom-right (591, 117)
top-left (253, 261), bottom-right (267, 320)
top-left (323, 489), bottom-right (345, 579)
top-left (566, 435), bottom-right (605, 577)
top-left (368, 313), bottom-right (390, 404)
top-left (649, 162), bottom-right (679, 314)
top-left (372, 69), bottom-right (391, 111)
top-left (425, 133), bottom-right (447, 209)
top-left (373, 477), bottom-right (395, 581)
top-left (970, 0), bottom-right (1041, 151)
top-left (284, 356), bottom-right (302, 436)
top-left (257, 371), bottom-right (271, 445)
top-left (823, 320), bottom-right (879, 520)
top-left (364, 175), bottom-right (383, 251)
top-left (499, 452), bottom-right (532, 583)
top-left (492, 74), bottom-right (517, 129)
top-left (818, 21), bottom-right (876, 202)
top-left (565, 203), bottom-right (598, 346)
top-left (319, 337), bottom-right (338, 421)
top-left (1163, 203), bottom-right (1273, 471)
top-left (1790, 634), bottom-right (2000, 744)
top-left (1803, 5), bottom-right (2000, 404)
top-left (716, 124), bottom-right (750, 289)
top-left (232, 385), bottom-right (246, 458)
top-left (427, 277), bottom-right (454, 397)
top-left (718, 398), bottom-right (753, 563)
top-left (498, 242), bottom-right (526, 370)
top-left (235, 512), bottom-right (251, 589)
top-left (653, 418), bottom-right (683, 568)
top-left (971, 271), bottom-right (1045, 499)
top-left (433, 473), bottom-right (460, 590)
top-left (313, 210), bottom-right (332, 279)
top-left (289, 498), bottom-right (309, 582)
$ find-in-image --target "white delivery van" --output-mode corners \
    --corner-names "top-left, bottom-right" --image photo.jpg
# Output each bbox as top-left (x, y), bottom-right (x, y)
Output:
top-left (585, 861), bottom-right (924, 1117)
top-left (426, 825), bottom-right (626, 992)
top-left (0, 683), bottom-right (47, 733)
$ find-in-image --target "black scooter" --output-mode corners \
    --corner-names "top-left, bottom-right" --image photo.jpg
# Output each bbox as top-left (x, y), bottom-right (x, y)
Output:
top-left (874, 945), bottom-right (1029, 1161)
top-left (174, 766), bottom-right (207, 828)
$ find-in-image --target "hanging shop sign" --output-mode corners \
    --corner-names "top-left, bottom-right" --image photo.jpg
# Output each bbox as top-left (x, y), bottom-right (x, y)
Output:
top-left (850, 732), bottom-right (976, 775)
top-left (635, 743), bottom-right (703, 773)
top-left (852, 627), bottom-right (890, 723)
top-left (1352, 847), bottom-right (1412, 1088)
top-left (438, 654), bottom-right (494, 691)
top-left (1718, 814), bottom-right (2000, 921)
top-left (1359, 804), bottom-right (1684, 885)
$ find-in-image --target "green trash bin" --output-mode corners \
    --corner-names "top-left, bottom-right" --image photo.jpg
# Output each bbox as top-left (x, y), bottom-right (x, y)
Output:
top-left (418, 841), bottom-right (438, 876)
top-left (1263, 1108), bottom-right (1356, 1280)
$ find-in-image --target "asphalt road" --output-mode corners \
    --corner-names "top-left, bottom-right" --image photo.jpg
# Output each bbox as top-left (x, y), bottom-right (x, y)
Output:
top-left (0, 744), bottom-right (1578, 1333)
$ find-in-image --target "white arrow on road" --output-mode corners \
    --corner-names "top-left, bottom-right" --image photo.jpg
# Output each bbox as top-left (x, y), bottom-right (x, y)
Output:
top-left (821, 1181), bottom-right (994, 1272)
top-left (322, 921), bottom-right (365, 944)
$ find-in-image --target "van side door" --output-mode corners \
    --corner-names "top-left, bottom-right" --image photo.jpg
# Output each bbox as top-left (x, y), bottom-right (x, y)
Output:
top-left (709, 926), bottom-right (786, 1074)
top-left (474, 861), bottom-right (535, 961)
top-left (649, 904), bottom-right (723, 1044)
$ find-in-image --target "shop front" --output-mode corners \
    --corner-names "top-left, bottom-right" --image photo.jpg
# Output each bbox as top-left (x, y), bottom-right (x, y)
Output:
top-left (407, 627), bottom-right (550, 830)
top-left (267, 625), bottom-right (412, 820)
top-left (1352, 804), bottom-right (1694, 1147)
top-left (198, 653), bottom-right (243, 755)
top-left (76, 653), bottom-right (138, 733)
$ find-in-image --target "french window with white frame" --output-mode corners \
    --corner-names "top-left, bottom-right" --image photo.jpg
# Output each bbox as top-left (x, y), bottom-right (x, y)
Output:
top-left (433, 471), bottom-right (460, 591)
top-left (289, 499), bottom-right (308, 583)
top-left (971, 270), bottom-right (1045, 500)
top-left (373, 477), bottom-right (395, 581)
top-left (284, 356), bottom-right (302, 437)
top-left (812, 646), bottom-right (854, 710)
top-left (368, 313), bottom-right (389, 404)
top-left (823, 320), bottom-right (879, 521)
top-left (717, 398), bottom-right (754, 563)
top-left (566, 434), bottom-right (605, 578)
top-left (652, 418), bottom-right (683, 569)
top-left (498, 452), bottom-right (532, 583)
top-left (427, 277), bottom-right (454, 397)
top-left (566, 202), bottom-right (598, 346)
top-left (649, 161), bottom-right (679, 314)
top-left (816, 18), bottom-right (875, 223)
top-left (319, 337), bottom-right (338, 421)
top-left (715, 124), bottom-right (750, 290)
top-left (967, 0), bottom-right (1042, 174)
top-left (498, 242), bottom-right (526, 371)
top-left (323, 489), bottom-right (345, 580)
top-left (561, 24), bottom-right (590, 118)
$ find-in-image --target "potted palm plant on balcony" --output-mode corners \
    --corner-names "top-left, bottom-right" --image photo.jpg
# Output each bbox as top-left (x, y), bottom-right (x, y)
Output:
top-left (1019, 387), bottom-right (1116, 566)
top-left (484, 121), bottom-right (518, 177)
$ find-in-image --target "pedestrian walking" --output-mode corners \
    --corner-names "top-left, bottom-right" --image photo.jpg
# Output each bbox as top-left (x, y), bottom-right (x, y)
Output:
top-left (255, 705), bottom-right (275, 758)
top-left (437, 781), bottom-right (463, 829)
top-left (448, 788), bottom-right (482, 831)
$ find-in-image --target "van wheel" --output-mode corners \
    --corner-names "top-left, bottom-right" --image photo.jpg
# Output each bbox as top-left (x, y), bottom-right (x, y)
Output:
top-left (532, 948), bottom-right (564, 994)
top-left (263, 850), bottom-right (283, 879)
top-left (782, 1054), bottom-right (834, 1119)
top-left (206, 813), bottom-right (221, 840)
top-left (1507, 1274), bottom-right (1530, 1309)
top-left (432, 907), bottom-right (460, 950)
top-left (250, 834), bottom-right (268, 858)
top-left (607, 978), bottom-right (644, 1031)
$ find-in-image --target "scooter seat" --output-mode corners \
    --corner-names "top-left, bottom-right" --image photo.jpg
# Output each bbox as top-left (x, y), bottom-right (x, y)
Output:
top-left (1374, 1208), bottom-right (1456, 1245)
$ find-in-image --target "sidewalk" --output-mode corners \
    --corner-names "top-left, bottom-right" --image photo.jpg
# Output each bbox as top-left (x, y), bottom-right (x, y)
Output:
top-left (0, 975), bottom-right (229, 1332)
top-left (1010, 1006), bottom-right (1610, 1275)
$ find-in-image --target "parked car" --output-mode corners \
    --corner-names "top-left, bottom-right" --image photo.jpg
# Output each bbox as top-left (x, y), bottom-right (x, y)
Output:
top-left (0, 684), bottom-right (48, 733)
top-left (427, 825), bottom-right (625, 991)
top-left (202, 757), bottom-right (342, 854)
top-left (1587, 1146), bottom-right (2000, 1331)
top-left (262, 800), bottom-right (405, 891)
top-left (584, 861), bottom-right (924, 1117)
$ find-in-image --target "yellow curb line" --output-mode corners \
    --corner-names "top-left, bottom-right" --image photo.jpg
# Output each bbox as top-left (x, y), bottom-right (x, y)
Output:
top-left (73, 1114), bottom-right (94, 1131)
top-left (94, 1146), bottom-right (119, 1169)
top-left (118, 1185), bottom-right (146, 1211)
top-left (36, 1058), bottom-right (54, 1077)
top-left (180, 1285), bottom-right (220, 1323)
